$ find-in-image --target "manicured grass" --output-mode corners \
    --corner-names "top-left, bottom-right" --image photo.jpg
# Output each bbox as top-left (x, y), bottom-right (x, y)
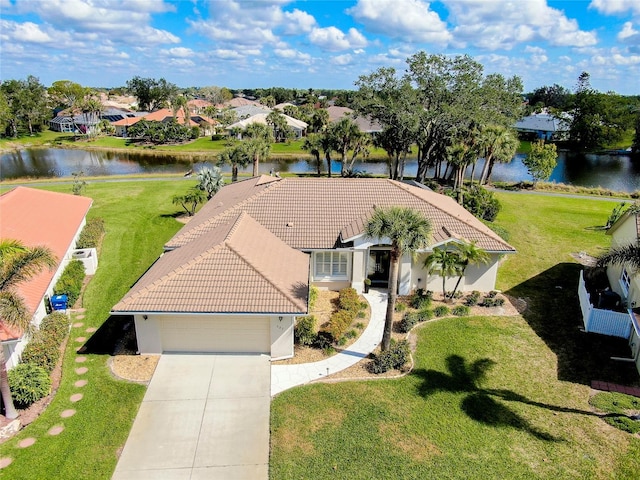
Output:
top-left (270, 191), bottom-right (640, 479)
top-left (0, 180), bottom-right (186, 479)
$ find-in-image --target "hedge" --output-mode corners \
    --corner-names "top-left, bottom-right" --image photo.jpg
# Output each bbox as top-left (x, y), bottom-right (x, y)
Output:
top-left (53, 259), bottom-right (86, 306)
top-left (76, 217), bottom-right (105, 249)
top-left (21, 311), bottom-right (71, 372)
top-left (8, 363), bottom-right (51, 408)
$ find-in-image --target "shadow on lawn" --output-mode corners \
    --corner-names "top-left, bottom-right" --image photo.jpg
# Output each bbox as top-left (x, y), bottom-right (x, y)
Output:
top-left (505, 262), bottom-right (638, 386)
top-left (78, 315), bottom-right (137, 355)
top-left (414, 355), bottom-right (611, 441)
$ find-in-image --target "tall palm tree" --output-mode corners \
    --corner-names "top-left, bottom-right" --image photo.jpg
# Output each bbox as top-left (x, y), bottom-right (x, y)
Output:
top-left (478, 126), bottom-right (519, 185)
top-left (328, 117), bottom-right (361, 176)
top-left (424, 247), bottom-right (464, 301)
top-left (301, 133), bottom-right (323, 176)
top-left (365, 207), bottom-right (432, 351)
top-left (450, 242), bottom-right (490, 300)
top-left (596, 244), bottom-right (640, 270)
top-left (243, 123), bottom-right (274, 176)
top-left (0, 239), bottom-right (56, 419)
top-left (217, 143), bottom-right (250, 182)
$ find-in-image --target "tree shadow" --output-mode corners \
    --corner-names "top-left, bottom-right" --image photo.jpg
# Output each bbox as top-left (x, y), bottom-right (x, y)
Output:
top-left (412, 354), bottom-right (622, 442)
top-left (505, 262), bottom-right (638, 386)
top-left (78, 315), bottom-right (137, 355)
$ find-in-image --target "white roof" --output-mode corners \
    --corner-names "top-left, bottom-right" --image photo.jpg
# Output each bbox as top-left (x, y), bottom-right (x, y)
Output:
top-left (227, 113), bottom-right (308, 131)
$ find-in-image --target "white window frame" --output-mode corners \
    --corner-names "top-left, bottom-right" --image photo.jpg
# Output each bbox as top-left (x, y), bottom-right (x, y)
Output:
top-left (313, 251), bottom-right (350, 281)
top-left (620, 268), bottom-right (631, 297)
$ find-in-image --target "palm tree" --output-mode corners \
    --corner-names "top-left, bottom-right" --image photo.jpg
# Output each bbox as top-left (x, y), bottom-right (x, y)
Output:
top-left (328, 117), bottom-right (361, 176)
top-left (365, 207), bottom-right (432, 351)
top-left (596, 244), bottom-right (640, 270)
top-left (217, 143), bottom-right (250, 182)
top-left (478, 126), bottom-right (519, 185)
top-left (301, 133), bottom-right (323, 176)
top-left (0, 239), bottom-right (56, 419)
top-left (243, 123), bottom-right (274, 176)
top-left (196, 166), bottom-right (225, 199)
top-left (449, 242), bottom-right (490, 300)
top-left (424, 247), bottom-right (464, 301)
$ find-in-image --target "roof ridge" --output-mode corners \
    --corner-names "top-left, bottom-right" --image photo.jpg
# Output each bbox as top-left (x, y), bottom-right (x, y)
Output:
top-left (388, 179), bottom-right (511, 250)
top-left (225, 240), bottom-right (306, 311)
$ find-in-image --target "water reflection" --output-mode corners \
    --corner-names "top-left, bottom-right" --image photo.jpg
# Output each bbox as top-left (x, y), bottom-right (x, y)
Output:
top-left (1, 147), bottom-right (638, 192)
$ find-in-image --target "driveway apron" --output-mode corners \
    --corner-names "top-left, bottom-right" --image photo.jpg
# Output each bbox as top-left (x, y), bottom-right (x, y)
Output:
top-left (112, 354), bottom-right (270, 480)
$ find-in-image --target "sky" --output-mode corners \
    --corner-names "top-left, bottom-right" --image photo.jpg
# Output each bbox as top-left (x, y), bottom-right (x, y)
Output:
top-left (1, 0), bottom-right (639, 95)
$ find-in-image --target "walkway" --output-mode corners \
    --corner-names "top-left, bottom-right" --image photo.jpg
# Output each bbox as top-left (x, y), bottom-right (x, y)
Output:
top-left (592, 380), bottom-right (640, 397)
top-left (271, 289), bottom-right (388, 396)
top-left (112, 354), bottom-right (270, 480)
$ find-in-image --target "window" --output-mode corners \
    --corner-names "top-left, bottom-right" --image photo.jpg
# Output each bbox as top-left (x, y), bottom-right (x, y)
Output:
top-left (620, 268), bottom-right (631, 296)
top-left (314, 252), bottom-right (349, 279)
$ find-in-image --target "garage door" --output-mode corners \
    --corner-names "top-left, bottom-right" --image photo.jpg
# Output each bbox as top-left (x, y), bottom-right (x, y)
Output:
top-left (159, 315), bottom-right (270, 353)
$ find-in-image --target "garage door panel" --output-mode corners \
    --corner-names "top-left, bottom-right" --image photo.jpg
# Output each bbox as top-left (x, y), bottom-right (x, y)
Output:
top-left (160, 315), bottom-right (270, 353)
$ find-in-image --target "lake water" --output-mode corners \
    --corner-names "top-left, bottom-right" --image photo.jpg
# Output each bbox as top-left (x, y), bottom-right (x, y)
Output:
top-left (1, 148), bottom-right (639, 192)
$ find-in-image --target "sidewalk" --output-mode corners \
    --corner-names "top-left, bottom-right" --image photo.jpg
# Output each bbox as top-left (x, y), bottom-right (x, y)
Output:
top-left (271, 289), bottom-right (388, 396)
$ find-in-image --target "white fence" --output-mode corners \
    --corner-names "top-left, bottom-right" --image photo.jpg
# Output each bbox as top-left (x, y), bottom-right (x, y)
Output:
top-left (578, 270), bottom-right (632, 338)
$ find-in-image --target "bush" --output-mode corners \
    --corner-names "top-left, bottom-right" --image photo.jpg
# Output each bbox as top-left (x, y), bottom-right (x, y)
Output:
top-left (395, 302), bottom-right (406, 312)
top-left (434, 305), bottom-right (450, 317)
top-left (464, 291), bottom-right (481, 306)
top-left (53, 259), bottom-right (86, 306)
top-left (76, 217), bottom-right (105, 249)
top-left (399, 312), bottom-right (420, 333)
top-left (8, 363), bottom-right (51, 408)
top-left (313, 331), bottom-right (333, 349)
top-left (338, 288), bottom-right (360, 313)
top-left (39, 311), bottom-right (70, 346)
top-left (327, 309), bottom-right (355, 340)
top-left (294, 315), bottom-right (316, 346)
top-left (21, 333), bottom-right (60, 373)
top-left (368, 340), bottom-right (410, 374)
top-left (462, 184), bottom-right (502, 222)
top-left (417, 308), bottom-right (434, 322)
top-left (410, 289), bottom-right (433, 309)
top-left (480, 296), bottom-right (505, 307)
top-left (308, 285), bottom-right (318, 310)
top-left (452, 305), bottom-right (471, 316)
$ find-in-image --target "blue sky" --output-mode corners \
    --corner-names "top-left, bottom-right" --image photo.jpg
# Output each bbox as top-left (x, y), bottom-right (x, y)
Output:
top-left (1, 0), bottom-right (639, 94)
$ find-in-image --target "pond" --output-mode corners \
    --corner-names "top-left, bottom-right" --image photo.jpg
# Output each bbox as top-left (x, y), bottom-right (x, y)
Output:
top-left (1, 147), bottom-right (639, 192)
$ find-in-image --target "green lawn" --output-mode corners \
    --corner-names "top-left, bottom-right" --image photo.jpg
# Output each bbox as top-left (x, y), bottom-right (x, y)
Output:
top-left (270, 192), bottom-right (640, 479)
top-left (0, 180), bottom-right (187, 479)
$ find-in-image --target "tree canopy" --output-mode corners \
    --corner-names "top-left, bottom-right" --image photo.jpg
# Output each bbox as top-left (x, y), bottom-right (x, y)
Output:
top-left (126, 76), bottom-right (177, 112)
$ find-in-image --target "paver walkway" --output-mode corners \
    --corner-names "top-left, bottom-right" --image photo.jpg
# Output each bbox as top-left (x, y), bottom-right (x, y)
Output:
top-left (271, 289), bottom-right (388, 396)
top-left (592, 380), bottom-right (640, 397)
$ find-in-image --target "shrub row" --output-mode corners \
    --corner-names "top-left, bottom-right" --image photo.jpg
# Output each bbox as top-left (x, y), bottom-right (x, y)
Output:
top-left (368, 340), bottom-right (410, 374)
top-left (338, 287), bottom-right (360, 313)
top-left (308, 286), bottom-right (318, 310)
top-left (399, 309), bottom-right (434, 333)
top-left (21, 312), bottom-right (70, 373)
top-left (76, 217), bottom-right (105, 249)
top-left (53, 259), bottom-right (86, 307)
top-left (324, 288), bottom-right (368, 342)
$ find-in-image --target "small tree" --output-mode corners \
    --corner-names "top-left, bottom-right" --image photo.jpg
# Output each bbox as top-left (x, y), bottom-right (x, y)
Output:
top-left (424, 247), bottom-right (463, 301)
top-left (71, 170), bottom-right (87, 195)
top-left (196, 166), bottom-right (225, 199)
top-left (522, 140), bottom-right (557, 186)
top-left (172, 188), bottom-right (206, 216)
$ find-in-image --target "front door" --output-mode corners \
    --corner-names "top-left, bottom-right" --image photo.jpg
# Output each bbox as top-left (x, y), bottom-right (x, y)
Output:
top-left (368, 250), bottom-right (390, 287)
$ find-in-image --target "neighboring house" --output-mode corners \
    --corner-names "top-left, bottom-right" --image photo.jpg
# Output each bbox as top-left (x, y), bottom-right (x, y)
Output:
top-left (326, 106), bottom-right (383, 134)
top-left (112, 176), bottom-right (515, 358)
top-left (187, 99), bottom-right (213, 114)
top-left (111, 108), bottom-right (217, 137)
top-left (49, 113), bottom-right (100, 135)
top-left (232, 105), bottom-right (272, 119)
top-left (0, 187), bottom-right (93, 369)
top-left (577, 207), bottom-right (640, 374)
top-left (514, 112), bottom-right (570, 140)
top-left (218, 97), bottom-right (261, 108)
top-left (227, 113), bottom-right (308, 139)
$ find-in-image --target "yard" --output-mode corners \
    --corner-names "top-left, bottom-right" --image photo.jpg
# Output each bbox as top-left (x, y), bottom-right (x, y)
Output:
top-left (1, 180), bottom-right (639, 479)
top-left (270, 191), bottom-right (640, 479)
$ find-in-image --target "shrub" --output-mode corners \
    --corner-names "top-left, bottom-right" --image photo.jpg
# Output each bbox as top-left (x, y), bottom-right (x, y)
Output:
top-left (368, 340), bottom-right (410, 374)
top-left (8, 363), bottom-right (51, 408)
top-left (464, 291), bottom-right (481, 306)
top-left (21, 334), bottom-right (60, 372)
top-left (446, 290), bottom-right (463, 300)
top-left (338, 288), bottom-right (360, 313)
top-left (327, 309), bottom-right (354, 340)
top-left (344, 329), bottom-right (358, 339)
top-left (76, 217), bottom-right (105, 249)
top-left (355, 322), bottom-right (365, 330)
top-left (462, 184), bottom-right (502, 222)
top-left (313, 331), bottom-right (333, 349)
top-left (39, 311), bottom-right (70, 346)
top-left (417, 308), bottom-right (434, 322)
top-left (480, 297), bottom-right (505, 307)
top-left (452, 305), bottom-right (471, 316)
top-left (434, 305), bottom-right (450, 317)
top-left (294, 315), bottom-right (316, 346)
top-left (308, 286), bottom-right (319, 310)
top-left (399, 312), bottom-right (420, 333)
top-left (395, 302), bottom-right (406, 312)
top-left (53, 259), bottom-right (86, 306)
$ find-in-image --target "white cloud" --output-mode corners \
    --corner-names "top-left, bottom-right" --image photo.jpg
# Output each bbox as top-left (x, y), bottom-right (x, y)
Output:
top-left (161, 47), bottom-right (195, 58)
top-left (348, 0), bottom-right (451, 44)
top-left (331, 54), bottom-right (353, 65)
top-left (611, 53), bottom-right (640, 65)
top-left (619, 22), bottom-right (638, 40)
top-left (283, 8), bottom-right (316, 34)
top-left (444, 0), bottom-right (597, 50)
top-left (589, 0), bottom-right (640, 15)
top-left (308, 26), bottom-right (368, 51)
top-left (274, 48), bottom-right (311, 63)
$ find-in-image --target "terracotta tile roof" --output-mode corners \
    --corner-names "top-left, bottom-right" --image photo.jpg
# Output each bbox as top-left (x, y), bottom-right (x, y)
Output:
top-left (142, 108), bottom-right (199, 127)
top-left (167, 177), bottom-right (515, 253)
top-left (0, 187), bottom-right (92, 340)
top-left (113, 212), bottom-right (309, 314)
top-left (111, 116), bottom-right (144, 126)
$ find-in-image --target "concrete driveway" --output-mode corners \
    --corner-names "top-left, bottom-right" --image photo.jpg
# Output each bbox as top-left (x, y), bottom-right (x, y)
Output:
top-left (112, 354), bottom-right (270, 480)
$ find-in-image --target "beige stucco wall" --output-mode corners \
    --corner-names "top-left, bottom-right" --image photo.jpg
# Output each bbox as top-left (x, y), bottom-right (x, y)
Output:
top-left (607, 214), bottom-right (639, 308)
top-left (271, 316), bottom-right (294, 360)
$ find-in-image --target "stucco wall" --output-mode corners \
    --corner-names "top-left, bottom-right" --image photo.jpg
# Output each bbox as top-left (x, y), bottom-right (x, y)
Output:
top-left (608, 214), bottom-right (639, 307)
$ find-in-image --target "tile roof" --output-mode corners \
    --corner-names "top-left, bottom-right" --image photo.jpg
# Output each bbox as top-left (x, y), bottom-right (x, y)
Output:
top-left (167, 177), bottom-right (515, 253)
top-left (0, 187), bottom-right (92, 340)
top-left (227, 113), bottom-right (308, 131)
top-left (113, 212), bottom-right (309, 314)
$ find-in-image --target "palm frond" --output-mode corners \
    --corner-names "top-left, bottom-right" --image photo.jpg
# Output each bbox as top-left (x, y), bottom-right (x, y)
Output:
top-left (596, 244), bottom-right (640, 269)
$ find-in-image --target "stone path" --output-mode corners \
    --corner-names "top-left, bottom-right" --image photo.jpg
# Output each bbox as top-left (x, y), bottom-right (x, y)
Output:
top-left (591, 380), bottom-right (640, 397)
top-left (0, 311), bottom-right (92, 471)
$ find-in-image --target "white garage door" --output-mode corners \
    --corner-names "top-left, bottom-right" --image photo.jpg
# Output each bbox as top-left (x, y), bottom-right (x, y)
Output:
top-left (159, 315), bottom-right (270, 353)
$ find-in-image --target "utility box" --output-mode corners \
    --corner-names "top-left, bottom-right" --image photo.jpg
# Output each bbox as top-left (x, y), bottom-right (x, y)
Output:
top-left (51, 294), bottom-right (69, 311)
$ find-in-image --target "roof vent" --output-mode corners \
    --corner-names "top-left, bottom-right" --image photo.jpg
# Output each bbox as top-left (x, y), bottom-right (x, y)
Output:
top-left (286, 222), bottom-right (294, 227)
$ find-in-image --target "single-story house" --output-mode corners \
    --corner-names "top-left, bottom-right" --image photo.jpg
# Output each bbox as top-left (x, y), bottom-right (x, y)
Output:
top-left (111, 108), bottom-right (217, 137)
top-left (49, 113), bottom-right (100, 135)
top-left (514, 112), bottom-right (570, 140)
top-left (326, 105), bottom-right (383, 134)
top-left (0, 187), bottom-right (93, 369)
top-left (112, 177), bottom-right (515, 359)
top-left (227, 113), bottom-right (308, 139)
top-left (187, 99), bottom-right (214, 114)
top-left (231, 105), bottom-right (272, 119)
